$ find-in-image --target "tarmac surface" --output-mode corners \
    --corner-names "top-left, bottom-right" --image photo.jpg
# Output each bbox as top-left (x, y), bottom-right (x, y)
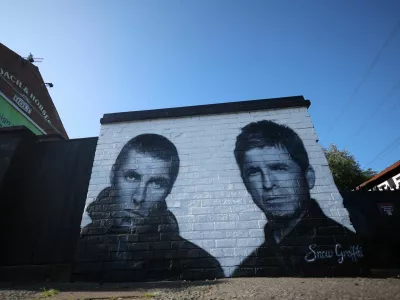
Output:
top-left (1, 277), bottom-right (400, 300)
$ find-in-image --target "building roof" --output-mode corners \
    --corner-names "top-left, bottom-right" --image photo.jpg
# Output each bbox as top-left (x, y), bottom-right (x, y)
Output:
top-left (0, 43), bottom-right (69, 139)
top-left (101, 95), bottom-right (310, 124)
top-left (356, 160), bottom-right (400, 190)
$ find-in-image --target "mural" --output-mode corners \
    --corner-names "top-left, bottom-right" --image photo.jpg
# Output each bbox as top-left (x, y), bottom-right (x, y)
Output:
top-left (76, 134), bottom-right (223, 281)
top-left (76, 116), bottom-right (364, 281)
top-left (231, 121), bottom-right (363, 276)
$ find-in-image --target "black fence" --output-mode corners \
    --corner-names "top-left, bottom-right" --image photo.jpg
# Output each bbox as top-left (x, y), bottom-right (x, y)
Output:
top-left (0, 128), bottom-right (97, 268)
top-left (343, 190), bottom-right (400, 269)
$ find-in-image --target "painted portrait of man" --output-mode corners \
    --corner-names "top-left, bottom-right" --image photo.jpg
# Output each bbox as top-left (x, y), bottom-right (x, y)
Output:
top-left (75, 134), bottom-right (223, 281)
top-left (232, 120), bottom-right (363, 277)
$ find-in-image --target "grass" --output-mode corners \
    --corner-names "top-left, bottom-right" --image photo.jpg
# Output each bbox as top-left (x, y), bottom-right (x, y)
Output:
top-left (39, 288), bottom-right (60, 298)
top-left (143, 292), bottom-right (156, 298)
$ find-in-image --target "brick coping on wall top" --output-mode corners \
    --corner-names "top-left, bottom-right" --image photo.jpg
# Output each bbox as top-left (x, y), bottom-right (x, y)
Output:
top-left (100, 95), bottom-right (311, 124)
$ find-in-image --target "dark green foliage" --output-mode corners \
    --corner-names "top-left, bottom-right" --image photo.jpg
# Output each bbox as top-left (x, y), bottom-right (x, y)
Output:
top-left (324, 144), bottom-right (377, 191)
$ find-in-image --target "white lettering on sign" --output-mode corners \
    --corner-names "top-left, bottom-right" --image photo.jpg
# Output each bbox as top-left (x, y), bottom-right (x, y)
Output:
top-left (393, 174), bottom-right (400, 189)
top-left (378, 203), bottom-right (395, 216)
top-left (377, 181), bottom-right (391, 190)
top-left (368, 172), bottom-right (400, 191)
top-left (0, 67), bottom-right (52, 124)
top-left (305, 244), bottom-right (363, 264)
top-left (13, 94), bottom-right (32, 115)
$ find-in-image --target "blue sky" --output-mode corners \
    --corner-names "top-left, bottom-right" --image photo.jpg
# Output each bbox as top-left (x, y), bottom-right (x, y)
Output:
top-left (1, 0), bottom-right (399, 172)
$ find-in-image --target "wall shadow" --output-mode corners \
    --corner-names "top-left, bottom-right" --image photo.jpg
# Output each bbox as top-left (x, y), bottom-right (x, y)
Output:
top-left (0, 279), bottom-right (224, 293)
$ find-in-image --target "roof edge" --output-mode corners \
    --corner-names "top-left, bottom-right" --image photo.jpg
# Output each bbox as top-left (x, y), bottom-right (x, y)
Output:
top-left (357, 160), bottom-right (400, 189)
top-left (101, 96), bottom-right (310, 124)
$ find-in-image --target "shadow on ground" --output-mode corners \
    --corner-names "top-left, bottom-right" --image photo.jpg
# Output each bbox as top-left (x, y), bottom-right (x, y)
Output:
top-left (1, 273), bottom-right (399, 294)
top-left (0, 279), bottom-right (225, 293)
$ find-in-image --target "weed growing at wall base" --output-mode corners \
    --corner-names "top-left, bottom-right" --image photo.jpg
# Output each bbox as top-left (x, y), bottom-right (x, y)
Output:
top-left (39, 288), bottom-right (59, 298)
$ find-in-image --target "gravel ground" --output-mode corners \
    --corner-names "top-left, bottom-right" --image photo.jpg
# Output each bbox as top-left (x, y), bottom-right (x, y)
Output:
top-left (1, 278), bottom-right (400, 300)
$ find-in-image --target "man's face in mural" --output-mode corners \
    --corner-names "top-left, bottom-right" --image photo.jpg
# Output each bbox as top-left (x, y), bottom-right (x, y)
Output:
top-left (112, 149), bottom-right (173, 231)
top-left (242, 145), bottom-right (312, 223)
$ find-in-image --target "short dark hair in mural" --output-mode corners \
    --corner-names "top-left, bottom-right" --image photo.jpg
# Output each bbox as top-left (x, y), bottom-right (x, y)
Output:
top-left (75, 134), bottom-right (223, 281)
top-left (232, 120), bottom-right (364, 277)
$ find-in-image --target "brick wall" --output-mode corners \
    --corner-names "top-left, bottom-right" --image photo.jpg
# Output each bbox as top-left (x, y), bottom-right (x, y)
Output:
top-left (75, 105), bottom-right (363, 281)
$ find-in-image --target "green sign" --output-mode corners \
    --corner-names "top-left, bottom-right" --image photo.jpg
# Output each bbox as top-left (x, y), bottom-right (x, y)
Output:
top-left (0, 95), bottom-right (42, 135)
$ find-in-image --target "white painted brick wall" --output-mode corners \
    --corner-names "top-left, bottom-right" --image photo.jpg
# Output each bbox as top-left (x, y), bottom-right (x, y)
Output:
top-left (81, 106), bottom-right (353, 276)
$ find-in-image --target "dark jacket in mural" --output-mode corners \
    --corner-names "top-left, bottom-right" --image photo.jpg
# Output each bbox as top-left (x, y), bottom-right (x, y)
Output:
top-left (75, 187), bottom-right (224, 282)
top-left (232, 199), bottom-right (364, 277)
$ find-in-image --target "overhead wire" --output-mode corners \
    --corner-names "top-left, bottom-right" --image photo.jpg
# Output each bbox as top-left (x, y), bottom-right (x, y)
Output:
top-left (351, 78), bottom-right (400, 140)
top-left (328, 18), bottom-right (400, 134)
top-left (364, 134), bottom-right (400, 168)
